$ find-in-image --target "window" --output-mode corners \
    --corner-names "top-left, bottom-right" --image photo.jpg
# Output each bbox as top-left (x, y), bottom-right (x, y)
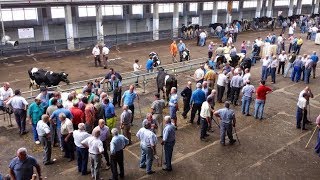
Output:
top-left (1, 8), bottom-right (38, 21)
top-left (132, 4), bottom-right (143, 14)
top-left (103, 5), bottom-right (123, 16)
top-left (150, 3), bottom-right (183, 13)
top-left (189, 3), bottom-right (198, 12)
top-left (275, 0), bottom-right (289, 6)
top-left (302, 0), bottom-right (312, 4)
top-left (51, 7), bottom-right (65, 18)
top-left (203, 1), bottom-right (238, 10)
top-left (232, 1), bottom-right (239, 10)
top-left (203, 2), bottom-right (213, 10)
top-left (78, 6), bottom-right (96, 17)
top-left (243, 1), bottom-right (259, 8)
top-left (217, 2), bottom-right (228, 10)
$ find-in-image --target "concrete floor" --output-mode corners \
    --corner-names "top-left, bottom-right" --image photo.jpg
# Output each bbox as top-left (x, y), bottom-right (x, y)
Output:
top-left (0, 28), bottom-right (320, 180)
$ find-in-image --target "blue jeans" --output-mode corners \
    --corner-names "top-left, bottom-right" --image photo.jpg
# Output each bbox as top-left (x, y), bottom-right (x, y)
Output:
top-left (241, 96), bottom-right (252, 115)
top-left (199, 37), bottom-right (205, 46)
top-left (315, 130), bottom-right (320, 156)
top-left (200, 118), bottom-right (208, 139)
top-left (164, 141), bottom-right (175, 170)
top-left (270, 67), bottom-right (276, 83)
top-left (140, 145), bottom-right (153, 173)
top-left (291, 66), bottom-right (302, 82)
top-left (296, 107), bottom-right (306, 129)
top-left (32, 123), bottom-right (39, 141)
top-left (220, 122), bottom-right (233, 144)
top-left (304, 68), bottom-right (312, 84)
top-left (284, 62), bottom-right (293, 77)
top-left (254, 99), bottom-right (265, 119)
top-left (76, 147), bottom-right (89, 175)
top-left (261, 66), bottom-right (268, 81)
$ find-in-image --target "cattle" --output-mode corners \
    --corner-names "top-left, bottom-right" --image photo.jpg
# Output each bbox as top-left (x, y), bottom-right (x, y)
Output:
top-left (28, 68), bottom-right (70, 89)
top-left (156, 67), bottom-right (177, 102)
top-left (209, 23), bottom-right (224, 31)
top-left (240, 57), bottom-right (252, 71)
top-left (149, 52), bottom-right (161, 67)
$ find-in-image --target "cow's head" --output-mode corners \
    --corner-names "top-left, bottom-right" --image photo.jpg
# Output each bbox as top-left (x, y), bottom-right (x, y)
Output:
top-left (157, 67), bottom-right (164, 72)
top-left (60, 72), bottom-right (70, 84)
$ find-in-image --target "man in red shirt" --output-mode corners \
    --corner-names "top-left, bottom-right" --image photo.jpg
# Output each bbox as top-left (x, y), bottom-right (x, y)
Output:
top-left (70, 102), bottom-right (84, 130)
top-left (254, 80), bottom-right (272, 120)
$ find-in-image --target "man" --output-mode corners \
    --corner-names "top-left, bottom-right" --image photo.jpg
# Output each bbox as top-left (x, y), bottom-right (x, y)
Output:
top-left (9, 148), bottom-right (42, 180)
top-left (36, 114), bottom-right (54, 165)
top-left (70, 102), bottom-right (84, 130)
top-left (36, 87), bottom-right (50, 111)
top-left (296, 93), bottom-right (308, 130)
top-left (202, 81), bottom-right (209, 98)
top-left (6, 89), bottom-right (28, 135)
top-left (216, 70), bottom-right (228, 103)
top-left (94, 97), bottom-right (104, 127)
top-left (241, 80), bottom-right (255, 116)
top-left (254, 80), bottom-right (272, 120)
top-left (150, 93), bottom-right (165, 136)
top-left (199, 31), bottom-right (207, 46)
top-left (299, 86), bottom-right (314, 124)
top-left (142, 113), bottom-right (159, 134)
top-left (83, 97), bottom-right (95, 133)
top-left (178, 40), bottom-right (186, 62)
top-left (28, 97), bottom-right (44, 144)
top-left (194, 65), bottom-right (205, 84)
top-left (81, 129), bottom-right (104, 180)
top-left (208, 42), bottom-right (215, 59)
top-left (73, 123), bottom-right (90, 176)
top-left (261, 56), bottom-right (272, 81)
top-left (200, 97), bottom-right (213, 141)
top-left (310, 51), bottom-right (318, 78)
top-left (277, 51), bottom-right (287, 75)
top-left (92, 44), bottom-right (101, 67)
top-left (170, 40), bottom-right (178, 63)
top-left (229, 71), bottom-right (243, 106)
top-left (60, 113), bottom-right (74, 161)
top-left (284, 52), bottom-right (296, 78)
top-left (242, 68), bottom-right (251, 84)
top-left (296, 37), bottom-right (303, 55)
top-left (82, 82), bottom-right (94, 94)
top-left (121, 85), bottom-right (138, 125)
top-left (214, 102), bottom-right (236, 146)
top-left (102, 44), bottom-right (110, 69)
top-left (315, 115), bottom-right (320, 157)
top-left (120, 105), bottom-right (132, 144)
top-left (180, 81), bottom-right (192, 119)
top-left (304, 57), bottom-right (314, 84)
top-left (146, 57), bottom-right (154, 73)
top-left (161, 116), bottom-right (176, 171)
top-left (136, 122), bottom-right (157, 174)
top-left (103, 98), bottom-right (116, 129)
top-left (109, 75), bottom-right (122, 107)
top-left (291, 55), bottom-right (303, 82)
top-left (93, 119), bottom-right (111, 170)
top-left (133, 59), bottom-right (142, 87)
top-left (103, 68), bottom-right (123, 92)
top-left (85, 89), bottom-right (96, 104)
top-left (168, 87), bottom-right (179, 128)
top-left (0, 82), bottom-right (13, 111)
top-left (110, 128), bottom-right (129, 180)
top-left (270, 55), bottom-right (278, 84)
top-left (63, 94), bottom-right (74, 110)
top-left (204, 65), bottom-right (216, 90)
top-left (189, 83), bottom-right (205, 125)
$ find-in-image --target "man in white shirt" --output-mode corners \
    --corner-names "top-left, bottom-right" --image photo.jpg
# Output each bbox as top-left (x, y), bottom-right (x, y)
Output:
top-left (133, 59), bottom-right (142, 87)
top-left (199, 31), bottom-right (207, 47)
top-left (216, 70), bottom-right (228, 103)
top-left (261, 56), bottom-right (272, 81)
top-left (93, 119), bottom-right (111, 169)
top-left (92, 44), bottom-right (101, 67)
top-left (288, 26), bottom-right (294, 36)
top-left (242, 68), bottom-right (251, 84)
top-left (36, 114), bottom-right (54, 165)
top-left (102, 44), bottom-right (110, 69)
top-left (278, 51), bottom-right (287, 75)
top-left (0, 82), bottom-right (13, 110)
top-left (73, 123), bottom-right (90, 175)
top-left (296, 93), bottom-right (308, 130)
top-left (60, 113), bottom-right (74, 161)
top-left (194, 65), bottom-right (205, 84)
top-left (200, 97), bottom-right (213, 141)
top-left (81, 129), bottom-right (104, 180)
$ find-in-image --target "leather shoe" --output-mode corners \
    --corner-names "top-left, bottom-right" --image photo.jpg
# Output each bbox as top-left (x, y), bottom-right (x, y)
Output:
top-left (44, 161), bottom-right (54, 165)
top-left (162, 168), bottom-right (172, 171)
top-left (229, 139), bottom-right (236, 145)
top-left (147, 171), bottom-right (155, 175)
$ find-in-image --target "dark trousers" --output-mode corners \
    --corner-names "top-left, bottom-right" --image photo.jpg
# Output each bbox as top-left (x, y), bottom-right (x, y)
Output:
top-left (208, 51), bottom-right (213, 59)
top-left (179, 51), bottom-right (183, 62)
top-left (182, 99), bottom-right (190, 117)
top-left (110, 150), bottom-right (124, 180)
top-left (312, 64), bottom-right (317, 78)
top-left (301, 66), bottom-right (305, 81)
top-left (13, 109), bottom-right (26, 133)
top-left (39, 136), bottom-right (52, 164)
top-left (296, 45), bottom-right (302, 55)
top-left (76, 147), bottom-right (89, 175)
top-left (102, 140), bottom-right (111, 166)
top-left (296, 107), bottom-right (307, 129)
top-left (233, 33), bottom-right (238, 42)
top-left (217, 85), bottom-right (225, 102)
top-left (220, 122), bottom-right (234, 144)
top-left (190, 103), bottom-right (202, 124)
top-left (304, 68), bottom-right (312, 84)
top-left (288, 43), bottom-right (293, 53)
top-left (229, 87), bottom-right (241, 105)
top-left (128, 105), bottom-right (135, 124)
top-left (200, 118), bottom-right (208, 139)
top-left (164, 141), bottom-right (175, 170)
top-left (61, 135), bottom-right (74, 159)
top-left (270, 67), bottom-right (277, 83)
top-left (113, 90), bottom-right (121, 107)
top-left (226, 83), bottom-right (232, 100)
top-left (94, 56), bottom-right (101, 67)
top-left (278, 62), bottom-right (285, 74)
top-left (291, 66), bottom-right (302, 82)
top-left (315, 130), bottom-right (320, 156)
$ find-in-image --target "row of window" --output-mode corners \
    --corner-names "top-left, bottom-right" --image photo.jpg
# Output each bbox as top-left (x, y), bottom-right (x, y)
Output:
top-left (0, 0), bottom-right (315, 21)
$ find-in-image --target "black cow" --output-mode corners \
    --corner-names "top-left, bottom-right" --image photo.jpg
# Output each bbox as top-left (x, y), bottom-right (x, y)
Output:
top-left (209, 23), bottom-right (224, 31)
top-left (156, 67), bottom-right (177, 102)
top-left (28, 67), bottom-right (70, 89)
top-left (240, 57), bottom-right (252, 71)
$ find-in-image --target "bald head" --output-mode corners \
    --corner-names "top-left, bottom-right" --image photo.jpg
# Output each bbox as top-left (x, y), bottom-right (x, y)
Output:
top-left (123, 105), bottom-right (128, 110)
top-left (98, 119), bottom-right (105, 128)
top-left (42, 114), bottom-right (49, 123)
top-left (164, 116), bottom-right (171, 124)
top-left (78, 123), bottom-right (85, 131)
top-left (92, 129), bottom-right (101, 137)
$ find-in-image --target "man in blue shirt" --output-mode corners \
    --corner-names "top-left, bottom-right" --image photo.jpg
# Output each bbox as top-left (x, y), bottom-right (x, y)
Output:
top-left (9, 147), bottom-right (42, 180)
top-left (221, 35), bottom-right (228, 47)
top-left (121, 85), bottom-right (138, 125)
top-left (310, 51), bottom-right (318, 78)
top-left (291, 55), bottom-right (303, 82)
top-left (189, 83), bottom-right (206, 125)
top-left (161, 116), bottom-right (176, 171)
top-left (103, 98), bottom-right (116, 129)
top-left (146, 58), bottom-right (154, 73)
top-left (27, 97), bottom-right (44, 144)
top-left (109, 128), bottom-right (129, 180)
top-left (178, 40), bottom-right (186, 62)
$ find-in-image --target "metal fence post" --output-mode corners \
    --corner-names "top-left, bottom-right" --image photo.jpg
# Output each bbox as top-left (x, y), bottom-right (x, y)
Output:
top-left (142, 75), bottom-right (146, 93)
top-left (27, 45), bottom-right (31, 55)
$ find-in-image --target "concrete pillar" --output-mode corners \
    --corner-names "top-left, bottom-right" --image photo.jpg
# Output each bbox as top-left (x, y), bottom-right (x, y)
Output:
top-left (211, 2), bottom-right (218, 23)
top-left (315, 0), bottom-right (320, 14)
top-left (172, 3), bottom-right (179, 38)
top-left (124, 5), bottom-right (131, 34)
top-left (296, 0), bottom-right (302, 15)
top-left (96, 5), bottom-right (104, 41)
top-left (261, 0), bottom-right (267, 17)
top-left (153, 3), bottom-right (159, 40)
top-left (72, 6), bottom-right (78, 38)
top-left (198, 3), bottom-right (203, 26)
top-left (256, 0), bottom-right (262, 18)
top-left (266, 0), bottom-right (274, 17)
top-left (238, 0), bottom-right (244, 20)
top-left (41, 8), bottom-right (50, 41)
top-left (183, 3), bottom-right (188, 26)
top-left (288, 0), bottom-right (294, 16)
top-left (65, 5), bottom-right (75, 50)
top-left (146, 18), bottom-right (151, 31)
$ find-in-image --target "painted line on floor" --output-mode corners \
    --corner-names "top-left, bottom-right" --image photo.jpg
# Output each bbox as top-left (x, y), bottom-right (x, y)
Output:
top-left (125, 148), bottom-right (140, 160)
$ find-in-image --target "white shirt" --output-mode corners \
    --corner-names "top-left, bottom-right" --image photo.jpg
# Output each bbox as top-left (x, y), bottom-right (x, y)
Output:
top-left (133, 63), bottom-right (141, 72)
top-left (200, 32), bottom-right (207, 38)
top-left (297, 97), bottom-right (307, 109)
top-left (271, 59), bottom-right (279, 68)
top-left (277, 36), bottom-right (283, 44)
top-left (256, 39), bottom-right (263, 47)
top-left (61, 118), bottom-right (74, 135)
top-left (0, 87), bottom-right (13, 101)
top-left (289, 26), bottom-right (294, 34)
top-left (228, 37), bottom-right (233, 44)
top-left (36, 120), bottom-right (50, 136)
top-left (81, 136), bottom-right (104, 154)
top-left (194, 68), bottom-right (204, 80)
top-left (216, 26), bottom-right (222, 32)
top-left (92, 47), bottom-right (100, 56)
top-left (200, 101), bottom-right (211, 118)
top-left (278, 54), bottom-right (287, 62)
top-left (102, 47), bottom-right (109, 55)
top-left (63, 100), bottom-right (73, 109)
top-left (6, 95), bottom-right (28, 109)
top-left (242, 73), bottom-right (251, 84)
top-left (217, 73), bottom-right (228, 86)
top-left (73, 130), bottom-right (90, 148)
top-left (262, 58), bottom-right (272, 67)
top-left (136, 127), bottom-right (157, 147)
top-left (311, 27), bottom-right (318, 32)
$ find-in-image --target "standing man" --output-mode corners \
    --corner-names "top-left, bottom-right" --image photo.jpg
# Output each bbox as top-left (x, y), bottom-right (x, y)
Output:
top-left (296, 37), bottom-right (303, 55)
top-left (291, 55), bottom-right (303, 82)
top-left (204, 66), bottom-right (217, 90)
top-left (178, 40), bottom-right (186, 62)
top-left (120, 105), bottom-right (132, 144)
top-left (168, 87), bottom-right (179, 129)
top-left (81, 129), bottom-right (104, 180)
top-left (136, 122), bottom-right (157, 175)
top-left (270, 55), bottom-right (279, 84)
top-left (92, 44), bottom-right (101, 67)
top-left (0, 82), bottom-right (13, 111)
top-left (200, 97), bottom-right (213, 141)
top-left (70, 102), bottom-right (85, 130)
top-left (109, 75), bottom-right (122, 107)
top-left (146, 57), bottom-right (154, 73)
top-left (60, 113), bottom-right (74, 162)
top-left (9, 148), bottom-right (42, 180)
top-left (133, 59), bottom-right (142, 87)
top-left (261, 56), bottom-right (272, 81)
top-left (6, 89), bottom-right (28, 135)
top-left (314, 114), bottom-right (320, 157)
top-left (93, 119), bottom-right (111, 170)
top-left (216, 70), bottom-right (228, 103)
top-left (304, 57), bottom-right (314, 84)
top-left (28, 97), bottom-right (44, 144)
top-left (83, 97), bottom-right (95, 133)
top-left (189, 83), bottom-right (206, 125)
top-left (208, 42), bottom-right (215, 59)
top-left (109, 128), bottom-right (129, 180)
top-left (296, 93), bottom-right (308, 130)
top-left (73, 123), bottom-right (90, 176)
top-left (103, 98), bottom-right (116, 130)
top-left (102, 44), bottom-right (110, 69)
top-left (241, 80), bottom-right (255, 116)
top-left (214, 102), bottom-right (237, 146)
top-left (150, 93), bottom-right (165, 136)
top-left (121, 85), bottom-right (138, 125)
top-left (284, 52), bottom-right (296, 78)
top-left (36, 114), bottom-right (54, 165)
top-left (299, 87), bottom-right (313, 124)
top-left (170, 40), bottom-right (178, 63)
top-left (254, 80), bottom-right (272, 120)
top-left (277, 51), bottom-right (287, 75)
top-left (310, 51), bottom-right (318, 79)
top-left (142, 113), bottom-right (159, 134)
top-left (180, 81), bottom-right (192, 119)
top-left (229, 72), bottom-right (243, 106)
top-left (194, 65), bottom-right (205, 84)
top-left (161, 116), bottom-right (176, 171)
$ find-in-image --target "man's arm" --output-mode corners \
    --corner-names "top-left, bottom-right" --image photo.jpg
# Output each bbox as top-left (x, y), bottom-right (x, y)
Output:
top-left (35, 163), bottom-right (42, 180)
top-left (9, 168), bottom-right (16, 180)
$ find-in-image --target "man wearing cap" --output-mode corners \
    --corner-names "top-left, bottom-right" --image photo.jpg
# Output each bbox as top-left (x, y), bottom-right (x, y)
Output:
top-left (194, 65), bottom-right (205, 84)
top-left (36, 114), bottom-right (54, 165)
top-left (200, 97), bottom-right (213, 141)
top-left (73, 123), bottom-right (90, 175)
top-left (150, 93), bottom-right (165, 136)
top-left (28, 97), bottom-right (44, 144)
top-left (241, 80), bottom-right (255, 116)
top-left (6, 89), bottom-right (29, 135)
top-left (189, 83), bottom-right (206, 125)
